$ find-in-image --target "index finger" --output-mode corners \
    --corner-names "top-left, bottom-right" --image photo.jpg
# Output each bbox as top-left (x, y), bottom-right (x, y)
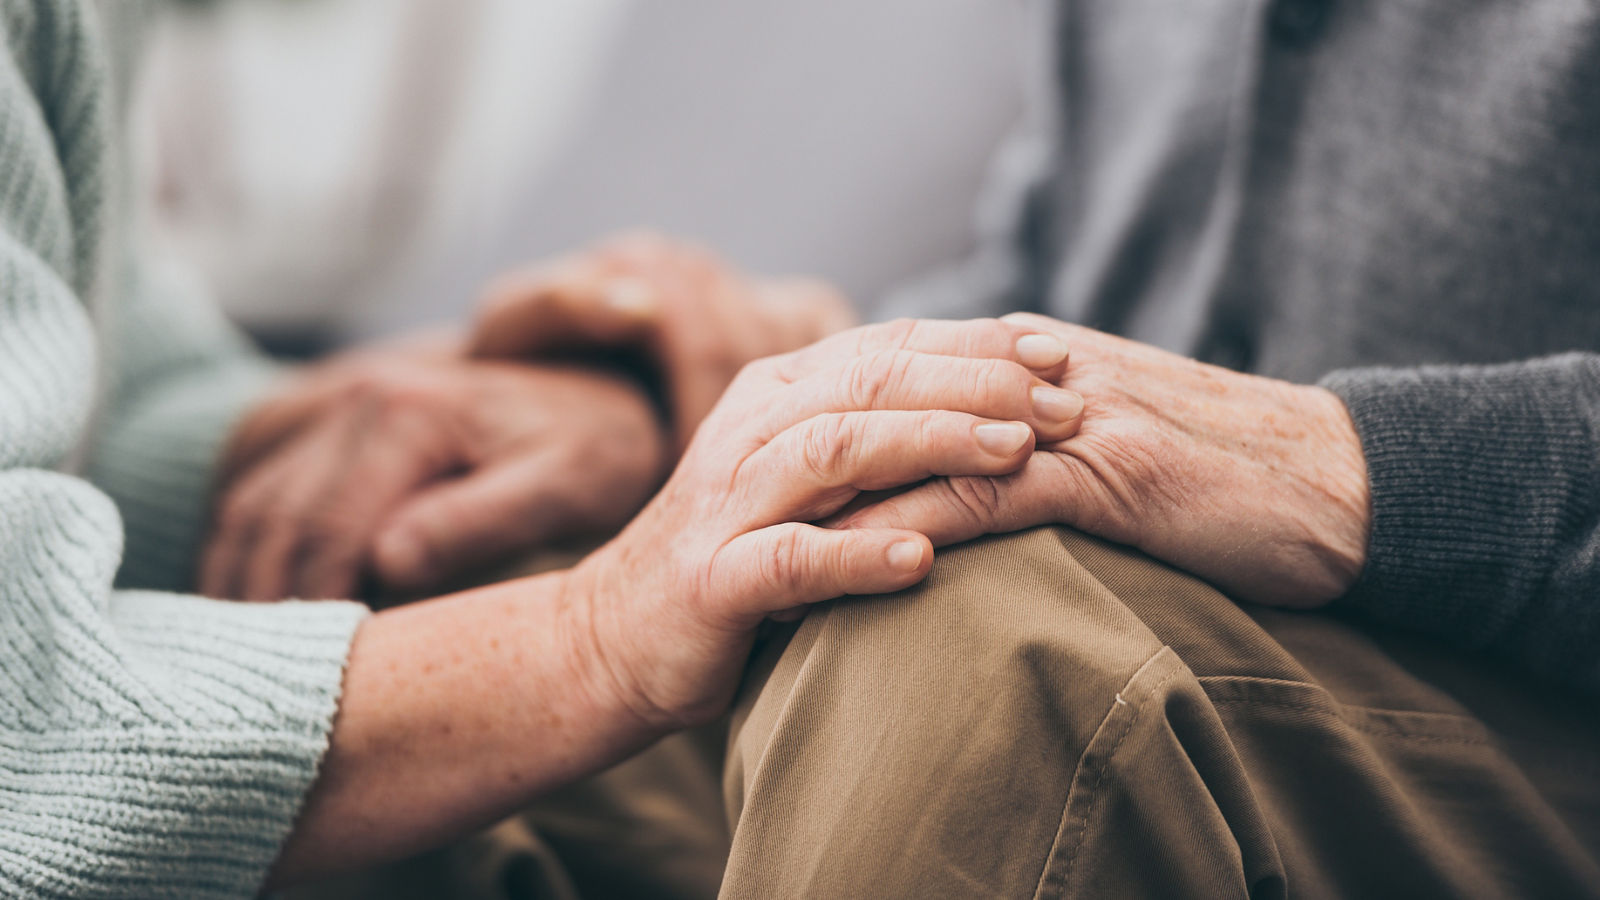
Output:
top-left (765, 318), bottom-right (1070, 386)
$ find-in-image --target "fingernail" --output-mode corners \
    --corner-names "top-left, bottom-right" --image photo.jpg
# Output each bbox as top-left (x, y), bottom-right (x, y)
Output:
top-left (975, 421), bottom-right (1031, 456)
top-left (1015, 333), bottom-right (1068, 368)
top-left (887, 540), bottom-right (925, 571)
top-left (1032, 386), bottom-right (1084, 423)
top-left (604, 277), bottom-right (658, 315)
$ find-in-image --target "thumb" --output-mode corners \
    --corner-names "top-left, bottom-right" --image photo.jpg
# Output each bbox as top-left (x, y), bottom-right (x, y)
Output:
top-left (711, 523), bottom-right (934, 622)
top-left (371, 456), bottom-right (575, 592)
top-left (831, 471), bottom-right (1057, 548)
top-left (470, 269), bottom-right (662, 359)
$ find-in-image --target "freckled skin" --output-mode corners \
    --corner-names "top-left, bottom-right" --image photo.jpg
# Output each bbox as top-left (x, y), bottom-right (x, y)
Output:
top-left (265, 318), bottom-right (1072, 889)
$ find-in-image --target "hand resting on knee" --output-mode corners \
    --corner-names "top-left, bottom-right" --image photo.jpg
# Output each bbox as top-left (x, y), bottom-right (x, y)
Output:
top-left (265, 317), bottom-right (1084, 886)
top-left (839, 312), bottom-right (1372, 608)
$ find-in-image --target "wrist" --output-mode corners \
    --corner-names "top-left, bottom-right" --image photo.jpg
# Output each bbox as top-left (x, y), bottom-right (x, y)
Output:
top-left (1302, 385), bottom-right (1373, 600)
top-left (552, 556), bottom-right (677, 738)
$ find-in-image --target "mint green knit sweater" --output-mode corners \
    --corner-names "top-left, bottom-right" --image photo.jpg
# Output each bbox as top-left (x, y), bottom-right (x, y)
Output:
top-left (0, 2), bottom-right (369, 896)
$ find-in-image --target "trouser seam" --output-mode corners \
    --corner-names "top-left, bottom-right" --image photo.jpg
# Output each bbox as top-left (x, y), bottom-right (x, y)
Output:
top-left (1032, 646), bottom-right (1186, 900)
top-left (1199, 675), bottom-right (1496, 746)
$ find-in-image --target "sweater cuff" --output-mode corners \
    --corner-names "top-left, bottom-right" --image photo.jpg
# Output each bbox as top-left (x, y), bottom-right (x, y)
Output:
top-left (1320, 356), bottom-right (1600, 652)
top-left (5, 590), bottom-right (368, 898)
top-left (88, 358), bottom-right (284, 592)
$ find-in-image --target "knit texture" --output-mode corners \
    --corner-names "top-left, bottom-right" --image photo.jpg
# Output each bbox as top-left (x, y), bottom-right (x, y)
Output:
top-left (879, 0), bottom-right (1600, 688)
top-left (0, 1), bottom-right (368, 896)
top-left (1324, 359), bottom-right (1600, 690)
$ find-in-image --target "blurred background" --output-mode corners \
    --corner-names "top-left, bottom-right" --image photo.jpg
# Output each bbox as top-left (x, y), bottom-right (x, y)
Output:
top-left (129, 0), bottom-right (1025, 356)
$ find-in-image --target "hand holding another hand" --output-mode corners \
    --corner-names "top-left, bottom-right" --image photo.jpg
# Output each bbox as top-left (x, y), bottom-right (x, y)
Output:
top-left (563, 318), bottom-right (1085, 728)
top-left (270, 318), bottom-right (1084, 880)
top-left (208, 231), bottom-right (855, 605)
top-left (840, 314), bottom-right (1372, 608)
top-left (470, 232), bottom-right (856, 448)
top-left (206, 346), bottom-right (668, 601)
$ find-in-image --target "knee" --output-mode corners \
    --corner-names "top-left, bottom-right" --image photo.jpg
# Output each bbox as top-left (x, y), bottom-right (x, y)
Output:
top-left (801, 526), bottom-right (1167, 699)
top-left (720, 527), bottom-right (1192, 897)
top-left (730, 527), bottom-right (1175, 779)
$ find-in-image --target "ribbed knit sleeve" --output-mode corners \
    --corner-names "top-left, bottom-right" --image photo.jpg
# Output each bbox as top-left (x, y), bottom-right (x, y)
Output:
top-left (0, 473), bottom-right (367, 899)
top-left (87, 259), bottom-right (285, 592)
top-left (0, 243), bottom-right (369, 900)
top-left (1321, 355), bottom-right (1600, 691)
top-left (0, 2), bottom-right (370, 896)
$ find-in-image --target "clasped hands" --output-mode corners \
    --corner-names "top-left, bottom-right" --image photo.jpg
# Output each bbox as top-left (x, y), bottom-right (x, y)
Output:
top-left (204, 235), bottom-right (850, 602)
top-left (210, 233), bottom-right (1371, 728)
top-left (469, 234), bottom-right (1372, 611)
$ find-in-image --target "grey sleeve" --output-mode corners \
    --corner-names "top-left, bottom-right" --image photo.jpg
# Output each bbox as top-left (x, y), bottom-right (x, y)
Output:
top-left (1321, 353), bottom-right (1600, 690)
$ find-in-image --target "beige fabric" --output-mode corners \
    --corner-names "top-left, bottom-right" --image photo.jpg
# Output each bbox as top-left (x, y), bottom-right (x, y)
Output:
top-left (722, 527), bottom-right (1600, 898)
top-left (288, 527), bottom-right (1600, 898)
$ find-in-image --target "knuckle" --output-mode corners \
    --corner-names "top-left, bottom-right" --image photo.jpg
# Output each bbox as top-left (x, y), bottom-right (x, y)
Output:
top-left (846, 350), bottom-right (911, 409)
top-left (973, 357), bottom-right (1027, 400)
top-left (761, 524), bottom-right (810, 591)
top-left (914, 411), bottom-right (952, 458)
top-left (947, 475), bottom-right (1006, 522)
top-left (843, 357), bottom-right (885, 409)
top-left (825, 535), bottom-right (855, 584)
top-left (798, 414), bottom-right (857, 481)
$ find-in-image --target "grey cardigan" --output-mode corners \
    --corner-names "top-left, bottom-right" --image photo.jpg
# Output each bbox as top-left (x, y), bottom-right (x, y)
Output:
top-left (883, 0), bottom-right (1600, 689)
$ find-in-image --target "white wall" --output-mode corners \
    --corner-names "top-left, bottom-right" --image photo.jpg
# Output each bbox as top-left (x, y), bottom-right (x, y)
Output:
top-left (134, 0), bottom-right (1024, 341)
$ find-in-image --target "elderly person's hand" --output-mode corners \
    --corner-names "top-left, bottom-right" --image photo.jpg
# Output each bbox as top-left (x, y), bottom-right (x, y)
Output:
top-left (837, 313), bottom-right (1372, 609)
top-left (468, 232), bottom-right (856, 449)
top-left (272, 318), bottom-right (1084, 881)
top-left (566, 317), bottom-right (1085, 726)
top-left (204, 340), bottom-right (668, 601)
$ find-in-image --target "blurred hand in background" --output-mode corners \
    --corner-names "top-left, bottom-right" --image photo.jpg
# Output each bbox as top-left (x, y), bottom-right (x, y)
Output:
top-left (203, 336), bottom-right (667, 601)
top-left (471, 232), bottom-right (856, 449)
top-left (203, 232), bottom-right (853, 604)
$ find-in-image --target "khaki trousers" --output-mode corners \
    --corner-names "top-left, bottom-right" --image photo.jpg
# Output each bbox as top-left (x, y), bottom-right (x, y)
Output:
top-left (284, 528), bottom-right (1600, 899)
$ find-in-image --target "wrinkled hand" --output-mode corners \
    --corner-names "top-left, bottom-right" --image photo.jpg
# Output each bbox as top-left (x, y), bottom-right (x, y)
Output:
top-left (839, 313), bottom-right (1372, 608)
top-left (203, 348), bottom-right (667, 601)
top-left (469, 232), bottom-right (856, 448)
top-left (563, 318), bottom-right (1085, 728)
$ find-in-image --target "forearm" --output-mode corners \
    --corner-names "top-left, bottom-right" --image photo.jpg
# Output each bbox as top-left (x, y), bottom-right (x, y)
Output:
top-left (268, 569), bottom-right (656, 887)
top-left (266, 316), bottom-right (1074, 886)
